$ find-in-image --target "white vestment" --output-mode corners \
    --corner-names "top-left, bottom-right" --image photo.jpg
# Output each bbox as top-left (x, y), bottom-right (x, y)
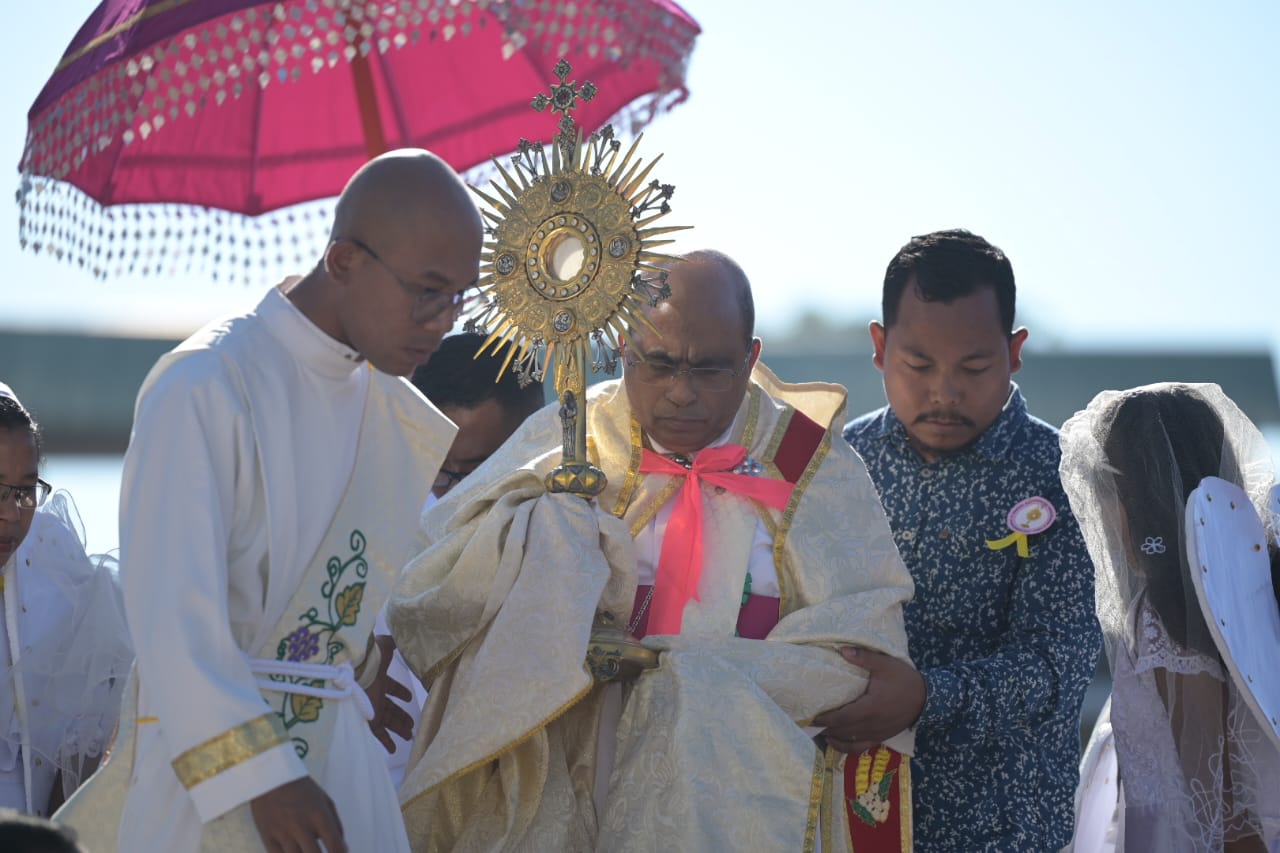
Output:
top-left (57, 283), bottom-right (454, 851)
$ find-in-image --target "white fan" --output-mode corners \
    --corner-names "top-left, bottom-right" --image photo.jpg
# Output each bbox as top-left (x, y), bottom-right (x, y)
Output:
top-left (1185, 477), bottom-right (1280, 753)
top-left (1069, 696), bottom-right (1121, 853)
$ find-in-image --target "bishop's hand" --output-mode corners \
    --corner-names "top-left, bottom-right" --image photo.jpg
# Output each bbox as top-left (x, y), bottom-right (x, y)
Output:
top-left (814, 647), bottom-right (925, 754)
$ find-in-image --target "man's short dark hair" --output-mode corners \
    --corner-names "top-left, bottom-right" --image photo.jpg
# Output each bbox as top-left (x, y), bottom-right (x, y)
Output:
top-left (0, 810), bottom-right (83, 853)
top-left (882, 229), bottom-right (1016, 335)
top-left (0, 393), bottom-right (42, 459)
top-left (411, 333), bottom-right (546, 417)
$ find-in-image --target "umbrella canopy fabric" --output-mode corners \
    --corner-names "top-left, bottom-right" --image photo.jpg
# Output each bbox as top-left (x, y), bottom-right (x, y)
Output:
top-left (18, 0), bottom-right (699, 280)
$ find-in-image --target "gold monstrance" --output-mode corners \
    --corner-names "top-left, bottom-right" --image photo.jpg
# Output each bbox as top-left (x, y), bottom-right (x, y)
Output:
top-left (465, 60), bottom-right (686, 499)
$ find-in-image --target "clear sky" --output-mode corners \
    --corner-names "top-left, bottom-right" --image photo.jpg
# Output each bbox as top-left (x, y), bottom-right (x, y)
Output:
top-left (3, 0), bottom-right (1279, 353)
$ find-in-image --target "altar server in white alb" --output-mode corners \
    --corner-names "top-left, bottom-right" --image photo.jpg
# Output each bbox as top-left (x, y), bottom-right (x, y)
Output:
top-left (57, 149), bottom-right (483, 853)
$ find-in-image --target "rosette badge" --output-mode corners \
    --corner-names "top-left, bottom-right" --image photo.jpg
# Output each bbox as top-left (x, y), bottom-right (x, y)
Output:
top-left (986, 496), bottom-right (1057, 558)
top-left (1007, 497), bottom-right (1056, 536)
top-left (465, 60), bottom-right (689, 498)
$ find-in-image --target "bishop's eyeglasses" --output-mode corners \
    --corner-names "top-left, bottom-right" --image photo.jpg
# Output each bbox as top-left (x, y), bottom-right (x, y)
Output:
top-left (623, 348), bottom-right (752, 393)
top-left (0, 479), bottom-right (51, 510)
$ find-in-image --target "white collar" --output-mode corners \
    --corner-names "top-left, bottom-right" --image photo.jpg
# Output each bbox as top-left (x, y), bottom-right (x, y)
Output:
top-left (259, 280), bottom-right (366, 380)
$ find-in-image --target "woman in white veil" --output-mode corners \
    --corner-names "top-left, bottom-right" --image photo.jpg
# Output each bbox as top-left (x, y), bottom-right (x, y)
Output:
top-left (1061, 382), bottom-right (1280, 851)
top-left (0, 383), bottom-right (133, 816)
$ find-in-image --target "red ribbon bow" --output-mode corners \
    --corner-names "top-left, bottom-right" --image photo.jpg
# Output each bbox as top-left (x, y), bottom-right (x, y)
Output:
top-left (638, 444), bottom-right (795, 634)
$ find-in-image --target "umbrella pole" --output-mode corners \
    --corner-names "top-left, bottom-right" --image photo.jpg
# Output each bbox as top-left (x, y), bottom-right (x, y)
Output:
top-left (350, 52), bottom-right (388, 158)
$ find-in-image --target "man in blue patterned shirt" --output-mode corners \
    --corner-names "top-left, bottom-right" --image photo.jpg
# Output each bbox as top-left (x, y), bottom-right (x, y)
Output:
top-left (824, 229), bottom-right (1101, 849)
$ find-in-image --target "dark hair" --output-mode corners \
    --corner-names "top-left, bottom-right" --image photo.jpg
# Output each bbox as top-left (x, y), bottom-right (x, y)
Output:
top-left (410, 333), bottom-right (545, 417)
top-left (882, 229), bottom-right (1016, 335)
top-left (1102, 385), bottom-right (1233, 658)
top-left (0, 394), bottom-right (42, 459)
top-left (680, 249), bottom-right (755, 347)
top-left (0, 810), bottom-right (82, 853)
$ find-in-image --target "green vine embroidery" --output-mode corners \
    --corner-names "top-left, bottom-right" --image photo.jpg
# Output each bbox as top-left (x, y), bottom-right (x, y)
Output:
top-left (270, 529), bottom-right (369, 759)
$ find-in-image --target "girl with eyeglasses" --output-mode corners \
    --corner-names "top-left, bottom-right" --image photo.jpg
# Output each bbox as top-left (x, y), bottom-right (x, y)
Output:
top-left (0, 384), bottom-right (132, 816)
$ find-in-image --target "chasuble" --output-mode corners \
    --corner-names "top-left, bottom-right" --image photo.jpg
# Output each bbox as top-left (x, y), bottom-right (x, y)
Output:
top-left (390, 364), bottom-right (916, 852)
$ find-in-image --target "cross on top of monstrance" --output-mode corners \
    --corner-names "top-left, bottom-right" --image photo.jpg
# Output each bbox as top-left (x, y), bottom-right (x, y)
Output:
top-left (464, 59), bottom-right (688, 499)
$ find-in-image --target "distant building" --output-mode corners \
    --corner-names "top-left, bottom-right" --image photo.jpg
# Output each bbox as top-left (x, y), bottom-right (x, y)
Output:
top-left (1, 329), bottom-right (1277, 453)
top-left (765, 349), bottom-right (1280, 430)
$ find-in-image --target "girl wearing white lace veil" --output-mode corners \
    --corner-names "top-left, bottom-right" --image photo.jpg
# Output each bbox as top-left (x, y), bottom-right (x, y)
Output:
top-left (1061, 381), bottom-right (1280, 851)
top-left (0, 383), bottom-right (133, 816)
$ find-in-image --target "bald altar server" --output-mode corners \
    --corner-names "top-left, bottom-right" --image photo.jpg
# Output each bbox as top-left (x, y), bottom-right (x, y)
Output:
top-left (58, 149), bottom-right (482, 853)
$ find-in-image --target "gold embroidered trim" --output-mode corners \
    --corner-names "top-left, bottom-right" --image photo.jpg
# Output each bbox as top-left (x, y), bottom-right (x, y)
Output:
top-left (762, 406), bottom-right (794, 466)
top-left (422, 634), bottom-right (476, 688)
top-left (754, 500), bottom-right (779, 539)
top-left (171, 713), bottom-right (290, 790)
top-left (612, 414), bottom-right (646, 519)
top-left (760, 405), bottom-right (797, 608)
top-left (739, 384), bottom-right (763, 449)
top-left (772, 430), bottom-right (831, 617)
top-left (802, 745), bottom-right (827, 853)
top-left (900, 756), bottom-right (913, 850)
top-left (823, 747), bottom-right (841, 853)
top-left (628, 478), bottom-right (684, 538)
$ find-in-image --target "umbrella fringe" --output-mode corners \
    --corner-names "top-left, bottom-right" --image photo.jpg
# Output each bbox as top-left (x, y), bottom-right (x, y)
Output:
top-left (16, 91), bottom-right (688, 285)
top-left (15, 172), bottom-right (332, 285)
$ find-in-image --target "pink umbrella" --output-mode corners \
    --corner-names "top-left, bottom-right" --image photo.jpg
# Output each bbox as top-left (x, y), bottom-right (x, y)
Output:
top-left (18, 0), bottom-right (699, 280)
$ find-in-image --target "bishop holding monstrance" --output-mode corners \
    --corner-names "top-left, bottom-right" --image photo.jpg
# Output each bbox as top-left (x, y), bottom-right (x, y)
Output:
top-left (385, 64), bottom-right (918, 852)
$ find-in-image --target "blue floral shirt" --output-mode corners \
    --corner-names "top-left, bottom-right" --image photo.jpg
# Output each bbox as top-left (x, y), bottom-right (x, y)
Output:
top-left (844, 386), bottom-right (1101, 851)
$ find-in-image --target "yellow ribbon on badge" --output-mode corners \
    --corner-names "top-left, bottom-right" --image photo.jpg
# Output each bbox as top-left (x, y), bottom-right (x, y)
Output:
top-left (988, 496), bottom-right (1056, 558)
top-left (985, 531), bottom-right (1030, 558)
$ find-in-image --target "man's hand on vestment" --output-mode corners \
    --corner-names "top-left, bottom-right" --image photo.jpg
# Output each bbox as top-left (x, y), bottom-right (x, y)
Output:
top-left (814, 647), bottom-right (925, 754)
top-left (365, 633), bottom-right (414, 753)
top-left (250, 776), bottom-right (347, 853)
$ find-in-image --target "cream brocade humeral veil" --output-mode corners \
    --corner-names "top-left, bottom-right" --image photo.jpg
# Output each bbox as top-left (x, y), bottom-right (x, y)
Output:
top-left (388, 364), bottom-right (916, 852)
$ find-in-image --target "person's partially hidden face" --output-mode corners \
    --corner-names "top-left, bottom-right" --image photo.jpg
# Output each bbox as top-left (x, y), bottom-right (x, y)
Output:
top-left (624, 265), bottom-right (760, 455)
top-left (0, 427), bottom-right (39, 562)
top-left (871, 280), bottom-right (1026, 461)
top-left (337, 221), bottom-right (482, 378)
top-left (432, 399), bottom-right (532, 498)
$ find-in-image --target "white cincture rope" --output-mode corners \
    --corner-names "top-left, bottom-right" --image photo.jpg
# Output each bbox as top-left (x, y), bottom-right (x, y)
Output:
top-left (247, 658), bottom-right (375, 722)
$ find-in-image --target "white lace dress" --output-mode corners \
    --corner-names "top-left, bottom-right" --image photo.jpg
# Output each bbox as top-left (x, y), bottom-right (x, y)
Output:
top-left (1110, 596), bottom-right (1280, 851)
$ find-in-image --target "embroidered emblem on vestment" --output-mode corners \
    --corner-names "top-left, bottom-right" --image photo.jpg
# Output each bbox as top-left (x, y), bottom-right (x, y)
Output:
top-left (269, 529), bottom-right (368, 758)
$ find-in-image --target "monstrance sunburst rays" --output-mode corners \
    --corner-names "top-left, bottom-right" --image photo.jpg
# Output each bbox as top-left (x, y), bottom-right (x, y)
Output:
top-left (463, 60), bottom-right (688, 498)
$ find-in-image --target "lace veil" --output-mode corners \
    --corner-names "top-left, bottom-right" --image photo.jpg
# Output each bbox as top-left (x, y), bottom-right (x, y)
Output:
top-left (1, 490), bottom-right (133, 805)
top-left (1061, 382), bottom-right (1280, 849)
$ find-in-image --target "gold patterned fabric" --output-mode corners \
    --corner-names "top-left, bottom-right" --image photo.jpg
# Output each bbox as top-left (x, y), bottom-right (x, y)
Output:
top-left (389, 364), bottom-right (915, 851)
top-left (170, 713), bottom-right (289, 790)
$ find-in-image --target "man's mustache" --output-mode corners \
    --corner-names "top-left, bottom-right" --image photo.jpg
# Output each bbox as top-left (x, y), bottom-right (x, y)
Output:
top-left (914, 412), bottom-right (974, 427)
